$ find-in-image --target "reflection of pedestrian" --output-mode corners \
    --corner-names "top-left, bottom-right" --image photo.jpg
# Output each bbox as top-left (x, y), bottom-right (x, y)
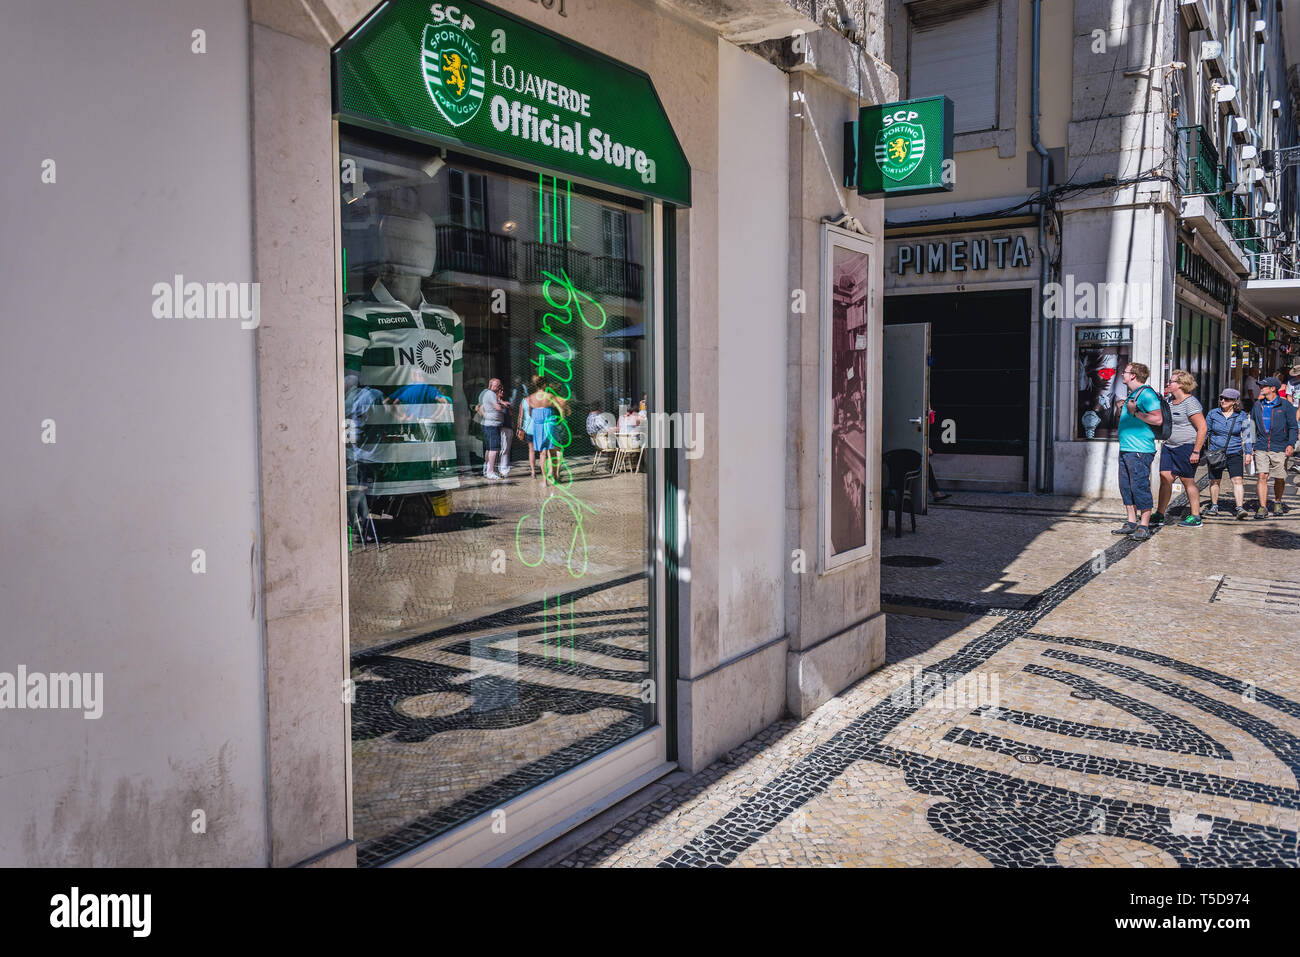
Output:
top-left (477, 377), bottom-right (506, 480)
top-left (587, 407), bottom-right (615, 439)
top-left (496, 380), bottom-right (512, 476)
top-left (518, 375), bottom-right (541, 478)
top-left (345, 377), bottom-right (384, 529)
top-left (527, 381), bottom-right (569, 484)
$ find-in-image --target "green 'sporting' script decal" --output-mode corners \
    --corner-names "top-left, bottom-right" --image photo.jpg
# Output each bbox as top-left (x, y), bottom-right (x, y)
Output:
top-left (514, 229), bottom-right (608, 579)
top-left (334, 0), bottom-right (690, 205)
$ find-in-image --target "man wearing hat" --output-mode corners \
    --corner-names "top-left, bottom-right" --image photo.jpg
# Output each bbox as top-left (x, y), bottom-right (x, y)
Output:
top-left (1249, 376), bottom-right (1298, 517)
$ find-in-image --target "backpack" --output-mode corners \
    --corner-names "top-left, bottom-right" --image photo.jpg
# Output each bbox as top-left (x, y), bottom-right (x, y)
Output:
top-left (1133, 385), bottom-right (1173, 440)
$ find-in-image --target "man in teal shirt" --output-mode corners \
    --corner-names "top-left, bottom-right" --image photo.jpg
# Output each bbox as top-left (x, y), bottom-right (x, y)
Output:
top-left (1113, 362), bottom-right (1164, 541)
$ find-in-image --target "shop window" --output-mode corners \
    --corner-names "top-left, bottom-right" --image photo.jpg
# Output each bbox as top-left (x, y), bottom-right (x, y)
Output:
top-left (1171, 306), bottom-right (1223, 398)
top-left (602, 208), bottom-right (628, 259)
top-left (444, 169), bottom-right (491, 274)
top-left (340, 133), bottom-right (655, 865)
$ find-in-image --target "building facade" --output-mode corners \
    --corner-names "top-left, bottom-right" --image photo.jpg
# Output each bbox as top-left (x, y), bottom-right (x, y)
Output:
top-left (0, 0), bottom-right (899, 867)
top-left (881, 0), bottom-right (1300, 497)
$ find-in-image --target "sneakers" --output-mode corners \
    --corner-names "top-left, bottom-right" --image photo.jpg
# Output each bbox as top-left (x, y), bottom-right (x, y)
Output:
top-left (499, 463), bottom-right (511, 477)
top-left (1255, 507), bottom-right (1268, 520)
top-left (1112, 521), bottom-right (1137, 535)
top-left (1128, 525), bottom-right (1152, 541)
top-left (484, 471), bottom-right (502, 481)
top-left (1150, 512), bottom-right (1166, 527)
top-left (1205, 504), bottom-right (1221, 516)
top-left (1234, 506), bottom-right (1250, 520)
top-left (1272, 503), bottom-right (1285, 517)
top-left (1179, 515), bottom-right (1203, 528)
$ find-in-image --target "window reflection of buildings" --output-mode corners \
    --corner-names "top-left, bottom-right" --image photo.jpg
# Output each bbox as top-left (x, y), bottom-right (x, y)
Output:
top-left (434, 176), bottom-right (644, 301)
top-left (426, 170), bottom-right (649, 455)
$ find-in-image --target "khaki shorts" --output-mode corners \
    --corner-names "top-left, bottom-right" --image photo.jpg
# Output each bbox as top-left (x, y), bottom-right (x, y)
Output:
top-left (1253, 448), bottom-right (1290, 480)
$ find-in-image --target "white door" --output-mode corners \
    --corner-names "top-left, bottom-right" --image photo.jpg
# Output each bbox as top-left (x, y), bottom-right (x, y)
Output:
top-left (883, 322), bottom-right (931, 505)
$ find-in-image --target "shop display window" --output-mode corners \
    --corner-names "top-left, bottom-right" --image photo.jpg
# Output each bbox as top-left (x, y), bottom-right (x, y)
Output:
top-left (340, 130), bottom-right (656, 864)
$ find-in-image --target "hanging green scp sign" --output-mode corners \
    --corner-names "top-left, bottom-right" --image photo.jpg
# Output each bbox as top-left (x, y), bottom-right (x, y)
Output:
top-left (849, 96), bottom-right (954, 197)
top-left (333, 0), bottom-right (691, 206)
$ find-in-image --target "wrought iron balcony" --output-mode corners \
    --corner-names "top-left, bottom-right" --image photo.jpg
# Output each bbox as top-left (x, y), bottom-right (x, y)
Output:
top-left (591, 256), bottom-right (644, 300)
top-left (435, 225), bottom-right (517, 278)
top-left (1178, 125), bottom-right (1220, 195)
top-left (523, 244), bottom-right (644, 300)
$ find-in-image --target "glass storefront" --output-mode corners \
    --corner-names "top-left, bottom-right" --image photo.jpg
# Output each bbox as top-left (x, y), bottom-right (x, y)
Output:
top-left (340, 131), bottom-right (657, 866)
top-left (1172, 303), bottom-right (1224, 399)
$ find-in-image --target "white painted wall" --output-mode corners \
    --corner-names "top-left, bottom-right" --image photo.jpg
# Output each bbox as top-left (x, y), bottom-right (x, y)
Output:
top-left (716, 39), bottom-right (788, 660)
top-left (1054, 205), bottom-right (1175, 497)
top-left (0, 0), bottom-right (266, 864)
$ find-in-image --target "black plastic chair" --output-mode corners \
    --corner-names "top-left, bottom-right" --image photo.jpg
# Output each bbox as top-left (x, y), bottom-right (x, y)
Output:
top-left (882, 448), bottom-right (922, 538)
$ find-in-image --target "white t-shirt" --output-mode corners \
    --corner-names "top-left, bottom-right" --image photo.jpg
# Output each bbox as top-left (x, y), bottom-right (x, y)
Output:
top-left (478, 389), bottom-right (504, 426)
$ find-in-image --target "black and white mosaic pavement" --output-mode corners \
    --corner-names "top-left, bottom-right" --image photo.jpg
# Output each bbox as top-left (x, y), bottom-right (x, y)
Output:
top-left (652, 513), bottom-right (1300, 867)
top-left (352, 575), bottom-right (652, 867)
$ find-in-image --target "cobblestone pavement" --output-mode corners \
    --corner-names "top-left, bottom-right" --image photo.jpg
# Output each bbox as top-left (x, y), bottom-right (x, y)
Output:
top-left (350, 458), bottom-right (648, 652)
top-left (349, 457), bottom-right (654, 866)
top-left (553, 476), bottom-right (1300, 867)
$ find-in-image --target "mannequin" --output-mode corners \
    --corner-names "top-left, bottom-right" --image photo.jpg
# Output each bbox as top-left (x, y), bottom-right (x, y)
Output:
top-left (343, 206), bottom-right (465, 496)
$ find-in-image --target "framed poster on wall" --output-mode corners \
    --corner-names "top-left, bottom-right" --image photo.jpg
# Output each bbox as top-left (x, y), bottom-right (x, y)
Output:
top-left (1075, 325), bottom-right (1133, 440)
top-left (820, 225), bottom-right (876, 571)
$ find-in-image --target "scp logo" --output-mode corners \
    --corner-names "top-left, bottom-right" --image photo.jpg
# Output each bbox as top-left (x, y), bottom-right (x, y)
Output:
top-left (885, 109), bottom-right (921, 124)
top-left (429, 4), bottom-right (476, 31)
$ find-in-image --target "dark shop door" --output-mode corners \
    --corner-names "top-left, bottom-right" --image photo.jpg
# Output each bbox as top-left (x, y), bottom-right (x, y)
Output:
top-left (884, 289), bottom-right (1032, 490)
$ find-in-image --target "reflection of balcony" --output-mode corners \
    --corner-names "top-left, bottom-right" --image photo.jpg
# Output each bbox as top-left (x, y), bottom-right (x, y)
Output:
top-left (436, 225), bottom-right (517, 278)
top-left (592, 256), bottom-right (643, 299)
top-left (523, 245), bottom-right (645, 300)
top-left (525, 243), bottom-right (588, 286)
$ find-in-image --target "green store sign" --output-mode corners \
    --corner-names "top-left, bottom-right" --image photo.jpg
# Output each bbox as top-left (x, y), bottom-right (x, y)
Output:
top-left (334, 1), bottom-right (691, 206)
top-left (850, 96), bottom-right (954, 197)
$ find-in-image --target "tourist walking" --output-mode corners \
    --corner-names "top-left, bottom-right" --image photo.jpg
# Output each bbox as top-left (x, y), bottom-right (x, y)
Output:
top-left (1203, 388), bottom-right (1251, 520)
top-left (1249, 376), bottom-right (1298, 517)
top-left (527, 381), bottom-right (569, 483)
top-left (495, 379), bottom-right (512, 476)
top-left (1153, 370), bottom-right (1207, 528)
top-left (517, 375), bottom-right (542, 478)
top-left (477, 377), bottom-right (506, 481)
top-left (1113, 362), bottom-right (1164, 541)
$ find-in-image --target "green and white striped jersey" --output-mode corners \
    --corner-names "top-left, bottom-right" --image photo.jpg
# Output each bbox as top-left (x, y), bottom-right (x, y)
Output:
top-left (343, 282), bottom-right (464, 495)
